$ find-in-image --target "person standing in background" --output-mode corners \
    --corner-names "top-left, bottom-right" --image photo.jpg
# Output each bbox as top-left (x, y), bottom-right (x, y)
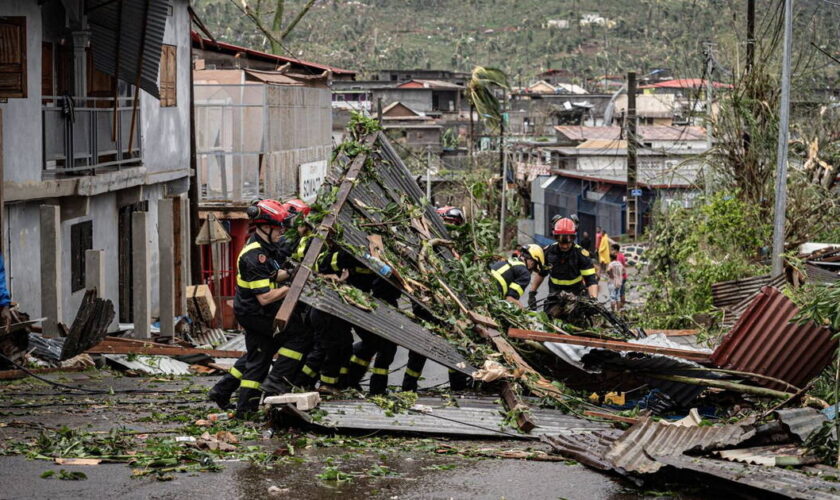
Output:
top-left (579, 231), bottom-right (592, 256)
top-left (0, 253), bottom-right (11, 332)
top-left (606, 247), bottom-right (625, 312)
top-left (612, 243), bottom-right (628, 309)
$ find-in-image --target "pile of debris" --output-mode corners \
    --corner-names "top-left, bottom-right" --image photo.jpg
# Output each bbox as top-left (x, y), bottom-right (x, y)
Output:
top-left (2, 123), bottom-right (838, 496)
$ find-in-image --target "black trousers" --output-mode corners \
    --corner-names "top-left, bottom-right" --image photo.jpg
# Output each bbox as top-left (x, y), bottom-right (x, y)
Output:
top-left (401, 351), bottom-right (469, 392)
top-left (296, 308), bottom-right (352, 387)
top-left (262, 306), bottom-right (313, 395)
top-left (233, 314), bottom-right (281, 413)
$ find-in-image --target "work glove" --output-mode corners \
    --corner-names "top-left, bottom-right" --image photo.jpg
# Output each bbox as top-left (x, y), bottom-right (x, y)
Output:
top-left (527, 291), bottom-right (537, 310)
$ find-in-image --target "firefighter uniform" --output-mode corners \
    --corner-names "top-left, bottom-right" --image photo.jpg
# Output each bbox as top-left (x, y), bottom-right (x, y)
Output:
top-left (293, 247), bottom-right (359, 390)
top-left (340, 263), bottom-right (401, 395)
top-left (209, 234), bottom-right (288, 414)
top-left (489, 258), bottom-right (532, 301)
top-left (540, 243), bottom-right (597, 307)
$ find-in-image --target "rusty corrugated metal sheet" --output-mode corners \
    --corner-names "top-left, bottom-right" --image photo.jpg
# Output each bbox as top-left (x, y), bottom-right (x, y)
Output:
top-left (710, 287), bottom-right (837, 391)
top-left (653, 455), bottom-right (840, 500)
top-left (604, 417), bottom-right (755, 474)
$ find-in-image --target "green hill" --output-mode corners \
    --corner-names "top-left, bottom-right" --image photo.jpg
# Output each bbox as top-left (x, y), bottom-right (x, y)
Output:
top-left (193, 0), bottom-right (839, 85)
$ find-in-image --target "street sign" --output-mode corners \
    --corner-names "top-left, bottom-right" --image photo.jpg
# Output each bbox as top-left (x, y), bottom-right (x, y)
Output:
top-left (631, 188), bottom-right (643, 197)
top-left (299, 160), bottom-right (327, 203)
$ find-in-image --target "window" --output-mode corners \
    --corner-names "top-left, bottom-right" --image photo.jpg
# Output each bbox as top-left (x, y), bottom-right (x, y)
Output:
top-left (71, 220), bottom-right (93, 292)
top-left (159, 44), bottom-right (177, 107)
top-left (0, 17), bottom-right (27, 98)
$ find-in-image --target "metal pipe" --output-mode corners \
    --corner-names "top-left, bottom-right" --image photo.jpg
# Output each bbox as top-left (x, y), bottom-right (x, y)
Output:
top-left (771, 0), bottom-right (793, 276)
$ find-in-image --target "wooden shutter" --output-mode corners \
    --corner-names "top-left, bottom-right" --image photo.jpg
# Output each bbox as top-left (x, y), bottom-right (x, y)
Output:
top-left (0, 17), bottom-right (27, 98)
top-left (160, 44), bottom-right (176, 107)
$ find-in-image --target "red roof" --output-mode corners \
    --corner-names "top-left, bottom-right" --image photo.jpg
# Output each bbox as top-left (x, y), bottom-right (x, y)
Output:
top-left (639, 78), bottom-right (732, 90)
top-left (396, 79), bottom-right (463, 90)
top-left (190, 32), bottom-right (356, 76)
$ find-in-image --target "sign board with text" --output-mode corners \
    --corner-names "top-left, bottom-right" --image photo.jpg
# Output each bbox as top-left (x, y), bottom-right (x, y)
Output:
top-left (299, 160), bottom-right (327, 203)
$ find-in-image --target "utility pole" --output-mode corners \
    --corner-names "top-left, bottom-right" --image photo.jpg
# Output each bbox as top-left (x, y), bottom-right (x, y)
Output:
top-left (626, 71), bottom-right (639, 239)
top-left (498, 95), bottom-right (507, 250)
top-left (704, 43), bottom-right (715, 196)
top-left (426, 149), bottom-right (432, 201)
top-left (772, 0), bottom-right (794, 276)
top-left (746, 0), bottom-right (756, 73)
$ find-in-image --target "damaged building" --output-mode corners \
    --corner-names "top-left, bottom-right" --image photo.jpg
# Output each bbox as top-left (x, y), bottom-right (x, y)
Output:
top-left (1, 0), bottom-right (193, 337)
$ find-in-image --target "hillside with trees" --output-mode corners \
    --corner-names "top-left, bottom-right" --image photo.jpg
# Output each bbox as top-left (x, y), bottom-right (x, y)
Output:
top-left (193, 0), bottom-right (839, 87)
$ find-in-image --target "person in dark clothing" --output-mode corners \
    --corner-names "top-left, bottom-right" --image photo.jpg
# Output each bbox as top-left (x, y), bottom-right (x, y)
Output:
top-left (579, 231), bottom-right (593, 256)
top-left (207, 199), bottom-right (295, 416)
top-left (528, 218), bottom-right (598, 313)
top-left (492, 244), bottom-right (543, 308)
top-left (341, 276), bottom-right (402, 395)
top-left (293, 245), bottom-right (366, 395)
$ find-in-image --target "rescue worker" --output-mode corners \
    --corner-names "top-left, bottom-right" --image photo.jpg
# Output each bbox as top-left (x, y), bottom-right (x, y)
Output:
top-left (436, 206), bottom-right (465, 225)
top-left (207, 199), bottom-right (295, 415)
top-left (490, 245), bottom-right (544, 308)
top-left (401, 205), bottom-right (470, 393)
top-left (293, 243), bottom-right (361, 395)
top-left (528, 217), bottom-right (598, 312)
top-left (341, 273), bottom-right (402, 395)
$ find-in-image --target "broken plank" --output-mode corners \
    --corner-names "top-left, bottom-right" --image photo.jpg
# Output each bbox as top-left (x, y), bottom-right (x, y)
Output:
top-left (86, 340), bottom-right (243, 358)
top-left (274, 134), bottom-right (377, 330)
top-left (507, 328), bottom-right (711, 364)
top-left (0, 366), bottom-right (86, 380)
top-left (500, 382), bottom-right (536, 432)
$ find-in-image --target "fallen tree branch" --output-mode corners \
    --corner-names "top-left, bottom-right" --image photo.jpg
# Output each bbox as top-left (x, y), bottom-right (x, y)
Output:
top-left (642, 373), bottom-right (795, 399)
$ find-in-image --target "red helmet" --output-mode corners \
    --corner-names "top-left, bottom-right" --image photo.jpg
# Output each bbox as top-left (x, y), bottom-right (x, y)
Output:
top-left (552, 217), bottom-right (576, 236)
top-left (283, 198), bottom-right (311, 218)
top-left (247, 199), bottom-right (291, 227)
top-left (436, 206), bottom-right (465, 225)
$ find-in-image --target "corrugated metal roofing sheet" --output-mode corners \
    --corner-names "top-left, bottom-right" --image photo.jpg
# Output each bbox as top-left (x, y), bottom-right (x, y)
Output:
top-left (775, 408), bottom-right (828, 442)
top-left (604, 417), bottom-right (756, 474)
top-left (88, 0), bottom-right (170, 98)
top-left (291, 396), bottom-right (608, 438)
top-left (710, 287), bottom-right (837, 391)
top-left (653, 455), bottom-right (840, 500)
top-left (542, 430), bottom-right (625, 471)
top-left (299, 283), bottom-right (474, 375)
top-left (715, 444), bottom-right (818, 466)
top-left (711, 274), bottom-right (785, 309)
top-left (580, 349), bottom-right (717, 410)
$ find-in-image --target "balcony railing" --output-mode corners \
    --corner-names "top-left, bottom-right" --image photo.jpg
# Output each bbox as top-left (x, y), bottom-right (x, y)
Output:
top-left (42, 95), bottom-right (142, 175)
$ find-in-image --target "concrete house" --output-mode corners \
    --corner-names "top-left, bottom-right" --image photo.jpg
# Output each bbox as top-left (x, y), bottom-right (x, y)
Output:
top-left (192, 41), bottom-right (333, 328)
top-left (1, 0), bottom-right (193, 337)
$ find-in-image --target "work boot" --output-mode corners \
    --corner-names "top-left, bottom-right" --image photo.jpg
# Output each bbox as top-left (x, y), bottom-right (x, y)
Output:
top-left (260, 378), bottom-right (291, 397)
top-left (234, 387), bottom-right (262, 419)
top-left (368, 374), bottom-right (389, 395)
top-left (401, 375), bottom-right (419, 393)
top-left (340, 359), bottom-right (369, 389)
top-left (317, 384), bottom-right (341, 397)
top-left (448, 371), bottom-right (469, 392)
top-left (207, 388), bottom-right (233, 410)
